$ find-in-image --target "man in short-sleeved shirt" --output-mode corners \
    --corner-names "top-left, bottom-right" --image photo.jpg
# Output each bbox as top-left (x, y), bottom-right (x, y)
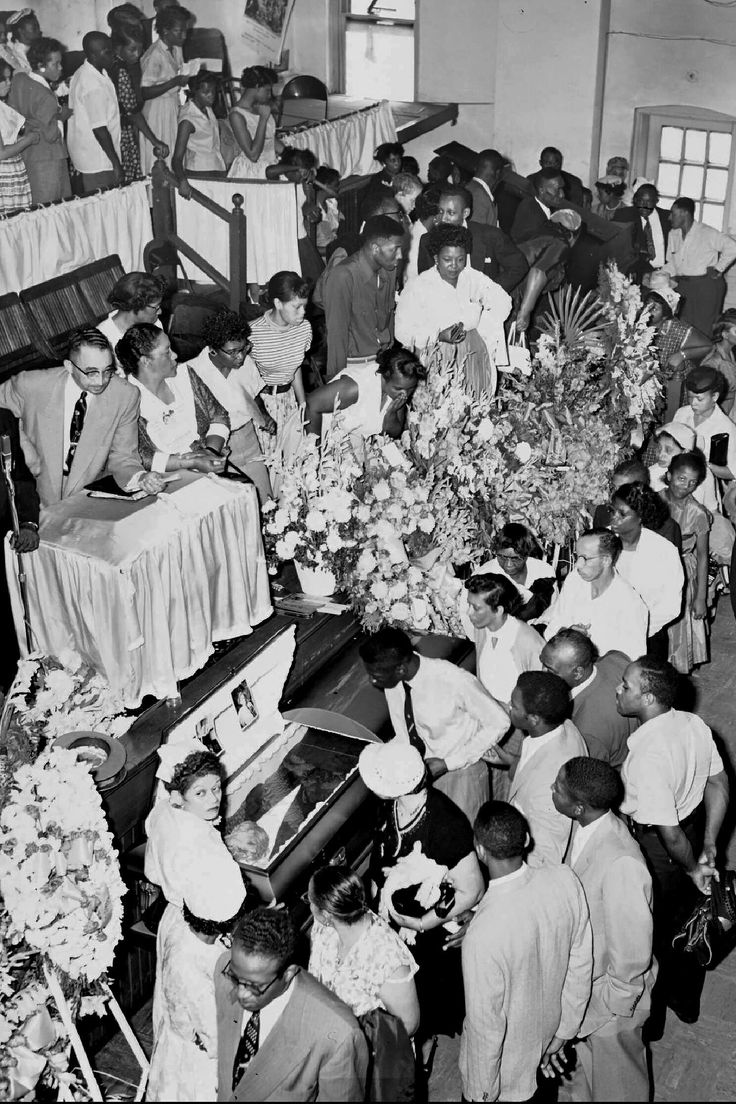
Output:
top-left (616, 657), bottom-right (729, 1029)
top-left (67, 32), bottom-right (123, 193)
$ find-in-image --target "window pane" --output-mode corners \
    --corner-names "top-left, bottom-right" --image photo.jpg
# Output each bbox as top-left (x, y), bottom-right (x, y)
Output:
top-left (349, 0), bottom-right (415, 16)
top-left (705, 168), bottom-right (728, 202)
top-left (660, 126), bottom-right (683, 161)
top-left (680, 163), bottom-right (704, 197)
top-left (708, 132), bottom-right (732, 167)
top-left (659, 196), bottom-right (676, 212)
top-left (702, 203), bottom-right (724, 231)
top-left (345, 23), bottom-right (414, 99)
top-left (657, 162), bottom-right (680, 196)
top-left (684, 129), bottom-right (707, 162)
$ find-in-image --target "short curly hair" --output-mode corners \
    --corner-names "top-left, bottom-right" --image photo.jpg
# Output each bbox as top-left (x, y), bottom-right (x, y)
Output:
top-left (107, 272), bottom-right (166, 313)
top-left (427, 222), bottom-right (473, 257)
top-left (232, 906), bottom-right (297, 970)
top-left (516, 671), bottom-right (570, 726)
top-left (376, 343), bottom-right (427, 383)
top-left (562, 757), bottom-right (624, 811)
top-left (164, 750), bottom-right (223, 796)
top-left (465, 572), bottom-right (522, 615)
top-left (495, 522), bottom-right (541, 559)
top-left (202, 307), bottom-right (250, 350)
top-left (667, 450), bottom-right (707, 487)
top-left (612, 480), bottom-right (671, 533)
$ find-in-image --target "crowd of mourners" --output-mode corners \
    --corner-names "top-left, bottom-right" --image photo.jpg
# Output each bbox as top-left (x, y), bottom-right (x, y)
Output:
top-left (1, 5), bottom-right (736, 1103)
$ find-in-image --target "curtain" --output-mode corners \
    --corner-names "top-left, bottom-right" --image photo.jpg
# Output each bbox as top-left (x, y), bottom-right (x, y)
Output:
top-left (286, 100), bottom-right (397, 178)
top-left (174, 180), bottom-right (301, 286)
top-left (0, 182), bottom-right (150, 295)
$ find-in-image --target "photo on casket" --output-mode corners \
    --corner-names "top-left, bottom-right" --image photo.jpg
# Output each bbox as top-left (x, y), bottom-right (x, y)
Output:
top-left (231, 679), bottom-right (259, 732)
top-left (195, 714), bottom-right (225, 757)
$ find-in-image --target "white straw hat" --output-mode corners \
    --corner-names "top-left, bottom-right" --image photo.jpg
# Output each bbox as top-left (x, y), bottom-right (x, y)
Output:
top-left (359, 740), bottom-right (425, 799)
top-left (655, 422), bottom-right (696, 451)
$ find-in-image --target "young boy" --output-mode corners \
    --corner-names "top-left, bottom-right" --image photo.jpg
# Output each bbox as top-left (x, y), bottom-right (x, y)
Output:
top-left (674, 365), bottom-right (736, 522)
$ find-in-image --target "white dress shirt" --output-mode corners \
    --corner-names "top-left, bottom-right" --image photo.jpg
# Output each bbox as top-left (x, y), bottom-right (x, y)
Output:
top-left (662, 220), bottom-right (736, 277)
top-left (67, 60), bottom-right (121, 174)
top-left (615, 527), bottom-right (684, 636)
top-left (535, 197), bottom-right (552, 218)
top-left (188, 349), bottom-right (263, 432)
top-left (570, 667), bottom-right (596, 700)
top-left (241, 976), bottom-right (295, 1043)
top-left (569, 810), bottom-right (613, 865)
top-left (129, 367), bottom-right (229, 472)
top-left (384, 654), bottom-right (509, 771)
top-left (621, 710), bottom-right (724, 826)
top-left (674, 402), bottom-right (736, 477)
top-left (645, 210), bottom-right (666, 268)
top-left (516, 725), bottom-right (562, 774)
top-left (544, 569), bottom-right (649, 660)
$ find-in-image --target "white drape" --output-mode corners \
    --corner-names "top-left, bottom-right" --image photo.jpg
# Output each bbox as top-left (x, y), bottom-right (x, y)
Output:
top-left (174, 180), bottom-right (301, 286)
top-left (5, 475), bottom-right (273, 707)
top-left (0, 182), bottom-right (150, 295)
top-left (286, 100), bottom-right (397, 178)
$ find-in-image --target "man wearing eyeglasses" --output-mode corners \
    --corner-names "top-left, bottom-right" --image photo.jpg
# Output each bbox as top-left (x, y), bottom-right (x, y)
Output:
top-left (215, 907), bottom-right (368, 1102)
top-left (612, 182), bottom-right (671, 285)
top-left (0, 326), bottom-right (165, 507)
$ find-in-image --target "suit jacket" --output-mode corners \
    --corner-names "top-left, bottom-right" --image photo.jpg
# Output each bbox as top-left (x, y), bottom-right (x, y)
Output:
top-left (566, 812), bottom-right (656, 1037)
top-left (612, 205), bottom-right (671, 282)
top-left (215, 964), bottom-right (368, 1103)
top-left (572, 652), bottom-right (638, 769)
top-left (466, 179), bottom-right (498, 227)
top-left (460, 864), bottom-right (593, 1103)
top-left (510, 195), bottom-right (552, 243)
top-left (0, 367), bottom-right (144, 508)
top-left (8, 72), bottom-right (68, 167)
top-left (417, 221), bottom-right (528, 292)
top-left (0, 407), bottom-right (40, 533)
top-left (509, 719), bottom-right (588, 867)
top-left (527, 168), bottom-right (584, 206)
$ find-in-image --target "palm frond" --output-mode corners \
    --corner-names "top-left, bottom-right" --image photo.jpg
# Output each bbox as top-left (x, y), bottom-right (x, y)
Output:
top-left (538, 284), bottom-right (607, 343)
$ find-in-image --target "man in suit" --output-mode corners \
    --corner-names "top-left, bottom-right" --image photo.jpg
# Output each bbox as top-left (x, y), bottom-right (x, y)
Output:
top-left (527, 146), bottom-right (584, 206)
top-left (554, 758), bottom-right (655, 1102)
top-left (460, 801), bottom-right (593, 1104)
top-left (540, 628), bottom-right (637, 768)
top-left (215, 907), bottom-right (368, 1102)
top-left (511, 167), bottom-right (566, 243)
top-left (417, 184), bottom-right (528, 293)
top-left (0, 327), bottom-right (164, 507)
top-left (508, 671), bottom-right (588, 866)
top-left (0, 407), bottom-right (40, 689)
top-left (467, 148), bottom-right (504, 228)
top-left (612, 183), bottom-right (670, 284)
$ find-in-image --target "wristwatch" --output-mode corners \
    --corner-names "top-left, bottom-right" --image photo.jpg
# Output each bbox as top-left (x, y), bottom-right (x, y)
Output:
top-left (20, 522), bottom-right (39, 530)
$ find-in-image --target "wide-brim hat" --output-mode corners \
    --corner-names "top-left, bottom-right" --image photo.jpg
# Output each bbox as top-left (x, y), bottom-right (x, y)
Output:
top-left (655, 422), bottom-right (696, 450)
top-left (359, 740), bottom-right (425, 799)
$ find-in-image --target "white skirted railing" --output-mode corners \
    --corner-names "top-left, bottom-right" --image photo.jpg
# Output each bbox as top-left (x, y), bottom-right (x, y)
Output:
top-left (283, 99), bottom-right (397, 178)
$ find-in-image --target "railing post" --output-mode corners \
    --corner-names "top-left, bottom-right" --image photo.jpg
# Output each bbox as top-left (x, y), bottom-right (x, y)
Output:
top-left (149, 149), bottom-right (178, 289)
top-left (229, 193), bottom-right (246, 313)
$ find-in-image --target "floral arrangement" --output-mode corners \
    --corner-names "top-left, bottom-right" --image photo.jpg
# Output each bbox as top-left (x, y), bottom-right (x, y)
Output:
top-left (0, 747), bottom-right (128, 1099)
top-left (262, 414), bottom-right (363, 579)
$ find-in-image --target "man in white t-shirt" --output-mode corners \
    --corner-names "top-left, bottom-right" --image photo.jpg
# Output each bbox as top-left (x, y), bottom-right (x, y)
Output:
top-left (544, 529), bottom-right (648, 660)
top-left (674, 363), bottom-right (736, 523)
top-left (67, 32), bottom-right (123, 194)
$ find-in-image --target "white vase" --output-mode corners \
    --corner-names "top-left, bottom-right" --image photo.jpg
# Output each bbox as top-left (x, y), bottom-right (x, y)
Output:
top-left (295, 562), bottom-right (336, 597)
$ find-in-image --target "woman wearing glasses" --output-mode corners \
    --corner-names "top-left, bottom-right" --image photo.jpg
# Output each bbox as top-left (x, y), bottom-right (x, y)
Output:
top-left (96, 272), bottom-right (166, 355)
top-left (116, 324), bottom-right (229, 474)
top-left (188, 308), bottom-right (272, 502)
top-left (145, 741), bottom-right (249, 1101)
top-left (476, 522), bottom-right (557, 624)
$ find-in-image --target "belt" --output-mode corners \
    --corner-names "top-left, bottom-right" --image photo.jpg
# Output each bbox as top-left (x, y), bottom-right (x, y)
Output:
top-left (346, 355), bottom-right (378, 364)
top-left (265, 383), bottom-right (292, 394)
top-left (630, 801), bottom-right (704, 836)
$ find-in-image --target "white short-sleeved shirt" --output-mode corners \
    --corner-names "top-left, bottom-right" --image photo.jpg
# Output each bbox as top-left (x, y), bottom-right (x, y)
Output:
top-left (674, 403), bottom-right (736, 478)
top-left (621, 709), bottom-right (724, 826)
top-left (543, 569), bottom-right (649, 660)
top-left (67, 60), bottom-right (121, 174)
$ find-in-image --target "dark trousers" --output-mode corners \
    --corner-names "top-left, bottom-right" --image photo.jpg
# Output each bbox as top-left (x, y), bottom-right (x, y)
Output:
top-left (635, 806), bottom-right (706, 1022)
top-left (0, 539), bottom-right (20, 691)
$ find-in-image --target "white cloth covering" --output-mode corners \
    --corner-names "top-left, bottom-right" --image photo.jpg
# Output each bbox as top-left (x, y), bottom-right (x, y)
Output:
top-left (0, 182), bottom-right (150, 295)
top-left (173, 179), bottom-right (301, 285)
top-left (286, 100), bottom-right (397, 179)
top-left (4, 473), bottom-right (272, 706)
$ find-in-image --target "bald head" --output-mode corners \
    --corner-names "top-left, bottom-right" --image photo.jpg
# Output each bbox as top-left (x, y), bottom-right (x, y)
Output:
top-left (540, 629), bottom-right (597, 688)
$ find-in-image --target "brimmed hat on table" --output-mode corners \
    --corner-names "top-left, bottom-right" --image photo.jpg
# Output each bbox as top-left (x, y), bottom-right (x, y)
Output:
top-left (359, 740), bottom-right (425, 799)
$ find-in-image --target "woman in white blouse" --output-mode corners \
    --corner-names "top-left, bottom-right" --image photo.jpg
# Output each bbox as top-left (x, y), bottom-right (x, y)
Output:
top-left (116, 323), bottom-right (229, 474)
top-left (97, 272), bottom-right (165, 357)
top-left (188, 308), bottom-right (272, 503)
top-left (395, 223), bottom-right (512, 397)
top-left (476, 522), bottom-right (557, 624)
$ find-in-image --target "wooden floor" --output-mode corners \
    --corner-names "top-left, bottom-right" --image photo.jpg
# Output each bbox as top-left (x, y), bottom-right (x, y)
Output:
top-left (93, 601), bottom-right (736, 1101)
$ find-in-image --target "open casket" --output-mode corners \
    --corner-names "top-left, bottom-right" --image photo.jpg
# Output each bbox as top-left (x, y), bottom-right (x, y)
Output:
top-left (158, 624), bottom-right (380, 902)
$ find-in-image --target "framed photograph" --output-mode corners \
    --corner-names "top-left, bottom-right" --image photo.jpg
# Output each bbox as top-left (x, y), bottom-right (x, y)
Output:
top-left (231, 679), bottom-right (259, 732)
top-left (195, 714), bottom-right (225, 757)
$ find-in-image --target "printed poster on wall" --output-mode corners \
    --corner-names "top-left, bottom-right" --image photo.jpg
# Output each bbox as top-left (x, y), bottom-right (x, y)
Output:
top-left (242, 0), bottom-right (297, 64)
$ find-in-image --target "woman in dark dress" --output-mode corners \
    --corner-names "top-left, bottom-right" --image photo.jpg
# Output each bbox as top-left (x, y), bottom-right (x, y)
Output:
top-left (109, 23), bottom-right (169, 182)
top-left (359, 740), bottom-right (484, 1073)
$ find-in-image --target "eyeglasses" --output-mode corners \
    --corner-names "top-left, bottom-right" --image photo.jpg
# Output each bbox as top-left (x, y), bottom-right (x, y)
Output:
top-left (217, 343), bottom-right (252, 360)
top-left (574, 553), bottom-right (603, 565)
top-left (221, 962), bottom-right (283, 997)
top-left (69, 360), bottom-right (115, 380)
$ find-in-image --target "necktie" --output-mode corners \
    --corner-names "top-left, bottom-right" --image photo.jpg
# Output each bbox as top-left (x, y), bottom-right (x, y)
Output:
top-left (64, 391), bottom-right (87, 475)
top-left (232, 1010), bottom-right (260, 1091)
top-left (643, 216), bottom-right (656, 261)
top-left (402, 681), bottom-right (426, 757)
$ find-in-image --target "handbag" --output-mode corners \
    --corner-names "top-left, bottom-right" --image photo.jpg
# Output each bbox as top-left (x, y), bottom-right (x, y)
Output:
top-left (358, 1007), bottom-right (415, 1103)
top-left (504, 322), bottom-right (532, 376)
top-left (672, 869), bottom-right (736, 968)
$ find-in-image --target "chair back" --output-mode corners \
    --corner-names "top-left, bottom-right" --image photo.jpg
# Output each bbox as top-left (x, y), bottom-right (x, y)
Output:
top-left (279, 74), bottom-right (328, 128)
top-left (71, 256), bottom-right (126, 325)
top-left (20, 276), bottom-right (97, 360)
top-left (184, 27), bottom-right (231, 79)
top-left (0, 293), bottom-right (50, 379)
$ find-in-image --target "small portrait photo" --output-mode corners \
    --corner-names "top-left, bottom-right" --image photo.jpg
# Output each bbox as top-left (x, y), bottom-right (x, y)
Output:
top-left (196, 714), bottom-right (224, 757)
top-left (231, 679), bottom-right (259, 732)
